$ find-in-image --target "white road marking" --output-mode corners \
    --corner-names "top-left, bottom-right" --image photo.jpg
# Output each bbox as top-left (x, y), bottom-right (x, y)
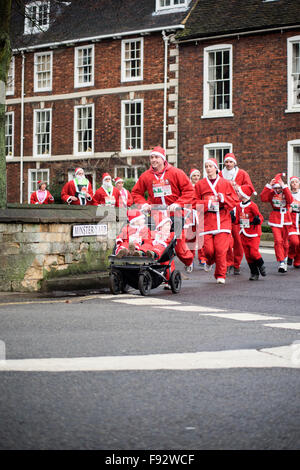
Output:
top-left (0, 345), bottom-right (298, 371)
top-left (200, 313), bottom-right (284, 322)
top-left (264, 323), bottom-right (300, 330)
top-left (156, 305), bottom-right (227, 312)
top-left (111, 298), bottom-right (181, 306)
top-left (259, 248), bottom-right (274, 254)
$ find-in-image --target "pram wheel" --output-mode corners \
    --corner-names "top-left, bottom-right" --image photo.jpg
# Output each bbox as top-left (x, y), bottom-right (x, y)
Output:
top-left (138, 271), bottom-right (152, 296)
top-left (109, 271), bottom-right (123, 295)
top-left (169, 270), bottom-right (182, 293)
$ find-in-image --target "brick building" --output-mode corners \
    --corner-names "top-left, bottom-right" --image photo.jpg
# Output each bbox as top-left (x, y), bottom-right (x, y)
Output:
top-left (5, 0), bottom-right (195, 203)
top-left (176, 0), bottom-right (300, 206)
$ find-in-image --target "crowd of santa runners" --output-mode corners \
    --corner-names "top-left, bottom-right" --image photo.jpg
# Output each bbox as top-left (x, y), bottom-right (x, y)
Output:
top-left (31, 145), bottom-right (300, 284)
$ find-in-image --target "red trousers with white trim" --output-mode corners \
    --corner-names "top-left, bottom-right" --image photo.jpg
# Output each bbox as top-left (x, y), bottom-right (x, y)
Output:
top-left (204, 232), bottom-right (231, 279)
top-left (240, 234), bottom-right (261, 263)
top-left (271, 225), bottom-right (290, 261)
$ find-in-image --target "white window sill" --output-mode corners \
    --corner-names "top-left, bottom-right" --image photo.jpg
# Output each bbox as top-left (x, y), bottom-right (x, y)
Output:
top-left (285, 108), bottom-right (300, 114)
top-left (201, 112), bottom-right (234, 119)
top-left (74, 82), bottom-right (94, 89)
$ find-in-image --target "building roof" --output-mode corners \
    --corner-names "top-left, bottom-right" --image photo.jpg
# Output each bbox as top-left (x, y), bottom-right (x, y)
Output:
top-left (177, 0), bottom-right (300, 41)
top-left (10, 0), bottom-right (196, 51)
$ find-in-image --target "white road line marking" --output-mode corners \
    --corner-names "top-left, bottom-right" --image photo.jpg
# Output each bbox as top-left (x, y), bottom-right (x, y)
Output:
top-left (111, 298), bottom-right (181, 306)
top-left (0, 345), bottom-right (298, 371)
top-left (264, 323), bottom-right (300, 330)
top-left (199, 313), bottom-right (284, 321)
top-left (156, 305), bottom-right (227, 312)
top-left (259, 248), bottom-right (274, 254)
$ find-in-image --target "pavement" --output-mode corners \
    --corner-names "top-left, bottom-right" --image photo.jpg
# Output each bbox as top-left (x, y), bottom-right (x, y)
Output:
top-left (0, 240), bottom-right (274, 303)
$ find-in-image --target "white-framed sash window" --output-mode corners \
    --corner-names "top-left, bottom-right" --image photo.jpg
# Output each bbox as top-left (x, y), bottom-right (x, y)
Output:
top-left (24, 1), bottom-right (50, 35)
top-left (33, 109), bottom-right (52, 157)
top-left (74, 45), bottom-right (94, 88)
top-left (74, 104), bottom-right (94, 155)
top-left (121, 99), bottom-right (143, 153)
top-left (5, 112), bottom-right (14, 158)
top-left (287, 139), bottom-right (300, 181)
top-left (34, 52), bottom-right (52, 92)
top-left (121, 38), bottom-right (143, 82)
top-left (6, 57), bottom-right (15, 96)
top-left (203, 44), bottom-right (233, 118)
top-left (287, 36), bottom-right (300, 112)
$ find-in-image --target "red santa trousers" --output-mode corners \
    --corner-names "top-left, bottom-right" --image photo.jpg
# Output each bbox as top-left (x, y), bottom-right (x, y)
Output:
top-left (204, 232), bottom-right (231, 279)
top-left (271, 225), bottom-right (290, 261)
top-left (240, 234), bottom-right (261, 263)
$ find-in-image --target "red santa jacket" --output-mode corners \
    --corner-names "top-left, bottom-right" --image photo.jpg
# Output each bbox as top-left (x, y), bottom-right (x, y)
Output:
top-left (30, 190), bottom-right (54, 205)
top-left (61, 179), bottom-right (93, 205)
top-left (93, 186), bottom-right (121, 207)
top-left (116, 224), bottom-right (151, 251)
top-left (118, 188), bottom-right (133, 208)
top-left (260, 184), bottom-right (293, 227)
top-left (194, 175), bottom-right (239, 235)
top-left (289, 190), bottom-right (300, 236)
top-left (234, 200), bottom-right (263, 238)
top-left (131, 162), bottom-right (195, 208)
top-left (220, 167), bottom-right (255, 195)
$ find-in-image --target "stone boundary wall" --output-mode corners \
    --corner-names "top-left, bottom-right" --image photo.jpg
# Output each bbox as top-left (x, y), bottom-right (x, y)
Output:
top-left (0, 205), bottom-right (122, 292)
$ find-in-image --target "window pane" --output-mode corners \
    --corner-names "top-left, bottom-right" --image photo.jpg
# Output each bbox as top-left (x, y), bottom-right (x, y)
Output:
top-left (293, 146), bottom-right (300, 176)
top-left (207, 49), bottom-right (231, 111)
top-left (76, 106), bottom-right (93, 153)
top-left (123, 101), bottom-right (142, 150)
top-left (35, 110), bottom-right (51, 155)
top-left (5, 113), bottom-right (13, 156)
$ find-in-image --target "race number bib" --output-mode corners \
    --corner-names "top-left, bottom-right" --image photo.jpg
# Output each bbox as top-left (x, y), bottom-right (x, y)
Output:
top-left (105, 196), bottom-right (116, 206)
top-left (240, 218), bottom-right (250, 228)
top-left (152, 181), bottom-right (172, 198)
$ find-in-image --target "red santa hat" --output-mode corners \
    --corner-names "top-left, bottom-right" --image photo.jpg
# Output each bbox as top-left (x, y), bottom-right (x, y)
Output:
top-left (37, 180), bottom-right (46, 188)
top-left (272, 173), bottom-right (285, 188)
top-left (75, 167), bottom-right (84, 175)
top-left (114, 177), bottom-right (124, 184)
top-left (238, 185), bottom-right (253, 199)
top-left (127, 209), bottom-right (145, 225)
top-left (205, 158), bottom-right (219, 171)
top-left (150, 146), bottom-right (166, 161)
top-left (290, 176), bottom-right (299, 183)
top-left (189, 168), bottom-right (201, 179)
top-left (224, 153), bottom-right (237, 165)
top-left (102, 172), bottom-right (111, 182)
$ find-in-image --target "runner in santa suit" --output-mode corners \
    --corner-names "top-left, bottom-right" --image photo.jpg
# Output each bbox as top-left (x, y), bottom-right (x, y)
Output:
top-left (260, 173), bottom-right (293, 273)
top-left (114, 177), bottom-right (133, 208)
top-left (61, 168), bottom-right (93, 205)
top-left (30, 181), bottom-right (54, 205)
top-left (194, 158), bottom-right (239, 284)
top-left (93, 173), bottom-right (121, 207)
top-left (233, 185), bottom-right (266, 281)
top-left (131, 146), bottom-right (195, 270)
top-left (220, 153), bottom-right (256, 275)
top-left (287, 176), bottom-right (300, 269)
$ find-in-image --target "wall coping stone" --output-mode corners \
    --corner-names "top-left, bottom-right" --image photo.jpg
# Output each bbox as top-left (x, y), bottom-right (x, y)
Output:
top-left (0, 204), bottom-right (125, 223)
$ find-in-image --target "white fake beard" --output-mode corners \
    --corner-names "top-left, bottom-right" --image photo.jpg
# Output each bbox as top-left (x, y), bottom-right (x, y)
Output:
top-left (222, 167), bottom-right (236, 181)
top-left (103, 181), bottom-right (113, 190)
top-left (76, 175), bottom-right (85, 184)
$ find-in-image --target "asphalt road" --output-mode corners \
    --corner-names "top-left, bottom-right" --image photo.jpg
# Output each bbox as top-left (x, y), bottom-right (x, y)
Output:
top-left (0, 249), bottom-right (299, 451)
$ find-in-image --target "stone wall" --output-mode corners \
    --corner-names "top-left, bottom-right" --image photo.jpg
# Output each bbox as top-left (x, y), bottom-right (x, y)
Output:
top-left (0, 205), bottom-right (121, 292)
